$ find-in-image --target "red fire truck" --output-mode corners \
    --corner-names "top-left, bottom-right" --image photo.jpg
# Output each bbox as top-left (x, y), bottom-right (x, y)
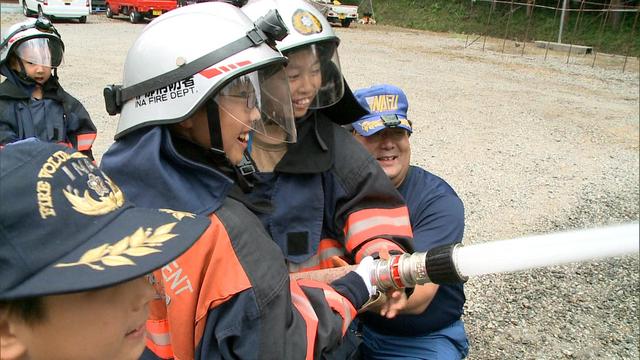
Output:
top-left (105, 0), bottom-right (176, 23)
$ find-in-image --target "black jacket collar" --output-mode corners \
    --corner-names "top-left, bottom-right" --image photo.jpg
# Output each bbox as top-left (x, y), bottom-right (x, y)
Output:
top-left (0, 66), bottom-right (65, 103)
top-left (270, 79), bottom-right (368, 174)
top-left (274, 110), bottom-right (334, 174)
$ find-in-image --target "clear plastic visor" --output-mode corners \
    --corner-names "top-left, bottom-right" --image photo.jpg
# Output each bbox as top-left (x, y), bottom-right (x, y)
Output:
top-left (214, 64), bottom-right (297, 144)
top-left (284, 42), bottom-right (344, 112)
top-left (15, 38), bottom-right (64, 67)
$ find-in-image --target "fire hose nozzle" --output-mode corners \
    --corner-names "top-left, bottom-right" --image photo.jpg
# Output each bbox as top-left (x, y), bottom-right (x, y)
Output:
top-left (293, 223), bottom-right (638, 293)
top-left (371, 243), bottom-right (468, 292)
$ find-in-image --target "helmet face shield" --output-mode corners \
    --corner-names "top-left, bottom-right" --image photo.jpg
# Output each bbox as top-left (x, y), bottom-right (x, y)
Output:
top-left (284, 41), bottom-right (344, 116)
top-left (215, 64), bottom-right (296, 144)
top-left (15, 38), bottom-right (63, 67)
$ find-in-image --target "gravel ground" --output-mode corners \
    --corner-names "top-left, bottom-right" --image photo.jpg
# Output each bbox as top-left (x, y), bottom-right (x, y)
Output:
top-left (1, 12), bottom-right (638, 360)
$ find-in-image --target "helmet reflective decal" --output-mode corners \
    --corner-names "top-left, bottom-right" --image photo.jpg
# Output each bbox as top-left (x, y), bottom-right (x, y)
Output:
top-left (291, 9), bottom-right (322, 35)
top-left (200, 60), bottom-right (252, 79)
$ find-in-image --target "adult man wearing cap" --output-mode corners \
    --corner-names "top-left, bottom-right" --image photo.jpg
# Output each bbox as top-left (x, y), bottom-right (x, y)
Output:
top-left (350, 84), bottom-right (469, 359)
top-left (0, 140), bottom-right (209, 360)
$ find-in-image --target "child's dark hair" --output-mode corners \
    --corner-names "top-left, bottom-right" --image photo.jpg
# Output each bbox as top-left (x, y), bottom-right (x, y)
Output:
top-left (0, 297), bottom-right (46, 325)
top-left (6, 52), bottom-right (18, 66)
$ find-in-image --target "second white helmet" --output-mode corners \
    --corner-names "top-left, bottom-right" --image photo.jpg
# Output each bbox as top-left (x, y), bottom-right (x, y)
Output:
top-left (0, 16), bottom-right (64, 68)
top-left (243, 0), bottom-right (344, 113)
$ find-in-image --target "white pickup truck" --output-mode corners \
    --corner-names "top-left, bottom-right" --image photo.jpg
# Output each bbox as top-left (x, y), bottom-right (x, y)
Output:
top-left (311, 0), bottom-right (358, 28)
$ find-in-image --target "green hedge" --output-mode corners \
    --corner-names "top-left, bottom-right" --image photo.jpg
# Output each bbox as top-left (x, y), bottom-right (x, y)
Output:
top-left (352, 0), bottom-right (639, 57)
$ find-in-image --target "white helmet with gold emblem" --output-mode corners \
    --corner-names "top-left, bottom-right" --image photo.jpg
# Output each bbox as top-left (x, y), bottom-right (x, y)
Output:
top-left (243, 0), bottom-right (344, 111)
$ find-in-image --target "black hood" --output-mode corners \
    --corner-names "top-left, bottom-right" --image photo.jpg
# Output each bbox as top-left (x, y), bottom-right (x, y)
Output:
top-left (319, 78), bottom-right (368, 125)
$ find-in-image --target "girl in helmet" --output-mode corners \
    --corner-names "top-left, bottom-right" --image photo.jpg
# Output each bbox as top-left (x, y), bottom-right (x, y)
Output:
top-left (0, 17), bottom-right (97, 159)
top-left (100, 3), bottom-right (381, 359)
top-left (242, 0), bottom-right (413, 291)
top-left (242, 2), bottom-right (415, 357)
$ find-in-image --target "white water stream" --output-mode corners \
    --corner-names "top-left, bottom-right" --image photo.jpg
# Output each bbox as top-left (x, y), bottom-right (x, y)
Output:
top-left (454, 223), bottom-right (639, 278)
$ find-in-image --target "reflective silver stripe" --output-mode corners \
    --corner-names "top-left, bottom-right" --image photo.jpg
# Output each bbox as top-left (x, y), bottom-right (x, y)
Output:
top-left (77, 137), bottom-right (95, 147)
top-left (338, 296), bottom-right (352, 329)
top-left (146, 331), bottom-right (171, 346)
top-left (323, 290), bottom-right (353, 333)
top-left (345, 215), bottom-right (411, 242)
top-left (291, 292), bottom-right (318, 321)
top-left (319, 247), bottom-right (345, 262)
top-left (288, 247), bottom-right (346, 272)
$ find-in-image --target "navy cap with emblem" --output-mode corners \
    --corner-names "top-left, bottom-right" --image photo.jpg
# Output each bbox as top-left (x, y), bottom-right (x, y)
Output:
top-left (0, 139), bottom-right (210, 300)
top-left (351, 84), bottom-right (413, 137)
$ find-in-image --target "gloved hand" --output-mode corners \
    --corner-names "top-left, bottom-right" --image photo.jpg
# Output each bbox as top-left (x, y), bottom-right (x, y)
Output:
top-left (354, 256), bottom-right (377, 297)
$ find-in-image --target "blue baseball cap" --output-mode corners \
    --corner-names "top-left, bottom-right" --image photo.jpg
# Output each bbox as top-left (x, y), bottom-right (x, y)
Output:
top-left (351, 84), bottom-right (412, 137)
top-left (0, 140), bottom-right (210, 300)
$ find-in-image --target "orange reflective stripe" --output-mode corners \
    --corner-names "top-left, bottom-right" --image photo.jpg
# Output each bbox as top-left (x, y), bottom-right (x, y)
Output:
top-left (296, 279), bottom-right (357, 336)
top-left (344, 207), bottom-right (412, 252)
top-left (76, 133), bottom-right (96, 151)
top-left (322, 289), bottom-right (355, 335)
top-left (317, 238), bottom-right (348, 269)
top-left (56, 141), bottom-right (73, 148)
top-left (354, 238), bottom-right (405, 263)
top-left (145, 319), bottom-right (174, 359)
top-left (289, 238), bottom-right (347, 273)
top-left (290, 280), bottom-right (318, 360)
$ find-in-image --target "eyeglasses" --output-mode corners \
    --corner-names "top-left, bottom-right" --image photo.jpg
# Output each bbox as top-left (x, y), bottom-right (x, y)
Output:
top-left (222, 91), bottom-right (258, 110)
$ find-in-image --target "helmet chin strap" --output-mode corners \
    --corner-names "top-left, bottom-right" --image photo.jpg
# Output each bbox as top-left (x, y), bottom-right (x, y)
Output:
top-left (206, 98), bottom-right (225, 156)
top-left (205, 98), bottom-right (255, 193)
top-left (15, 60), bottom-right (37, 86)
top-left (14, 58), bottom-right (55, 87)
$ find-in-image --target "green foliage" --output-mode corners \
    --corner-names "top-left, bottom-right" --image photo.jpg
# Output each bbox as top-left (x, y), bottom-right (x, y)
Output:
top-left (366, 0), bottom-right (639, 57)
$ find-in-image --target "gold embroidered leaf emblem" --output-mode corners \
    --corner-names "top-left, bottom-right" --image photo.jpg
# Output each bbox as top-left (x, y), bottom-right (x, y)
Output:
top-left (54, 222), bottom-right (178, 271)
top-left (124, 247), bottom-right (161, 256)
top-left (102, 255), bottom-right (136, 267)
top-left (159, 208), bottom-right (196, 221)
top-left (63, 177), bottom-right (125, 216)
top-left (129, 227), bottom-right (147, 247)
top-left (78, 243), bottom-right (109, 264)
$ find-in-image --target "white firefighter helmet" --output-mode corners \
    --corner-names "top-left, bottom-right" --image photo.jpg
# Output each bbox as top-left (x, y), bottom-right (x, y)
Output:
top-left (0, 16), bottom-right (64, 68)
top-left (109, 2), bottom-right (296, 145)
top-left (243, 0), bottom-right (344, 113)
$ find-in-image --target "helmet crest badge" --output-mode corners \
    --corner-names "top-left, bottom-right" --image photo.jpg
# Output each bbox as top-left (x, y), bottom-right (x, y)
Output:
top-left (291, 9), bottom-right (322, 35)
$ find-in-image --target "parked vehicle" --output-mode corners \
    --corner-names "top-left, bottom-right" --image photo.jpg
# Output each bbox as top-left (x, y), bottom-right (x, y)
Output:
top-left (311, 0), bottom-right (358, 28)
top-left (21, 0), bottom-right (90, 23)
top-left (105, 0), bottom-right (176, 23)
top-left (91, 0), bottom-right (107, 13)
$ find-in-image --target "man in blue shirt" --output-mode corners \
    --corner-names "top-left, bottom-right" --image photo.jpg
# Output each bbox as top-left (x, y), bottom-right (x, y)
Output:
top-left (349, 84), bottom-right (469, 359)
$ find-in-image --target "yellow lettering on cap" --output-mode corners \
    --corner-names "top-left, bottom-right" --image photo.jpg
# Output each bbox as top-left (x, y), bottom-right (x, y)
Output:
top-left (361, 119), bottom-right (384, 132)
top-left (36, 180), bottom-right (56, 219)
top-left (388, 95), bottom-right (398, 110)
top-left (371, 95), bottom-right (384, 112)
top-left (38, 151), bottom-right (71, 179)
top-left (369, 95), bottom-right (399, 112)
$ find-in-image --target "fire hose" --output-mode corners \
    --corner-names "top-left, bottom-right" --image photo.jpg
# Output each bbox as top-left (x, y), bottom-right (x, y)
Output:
top-left (291, 223), bottom-right (639, 292)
